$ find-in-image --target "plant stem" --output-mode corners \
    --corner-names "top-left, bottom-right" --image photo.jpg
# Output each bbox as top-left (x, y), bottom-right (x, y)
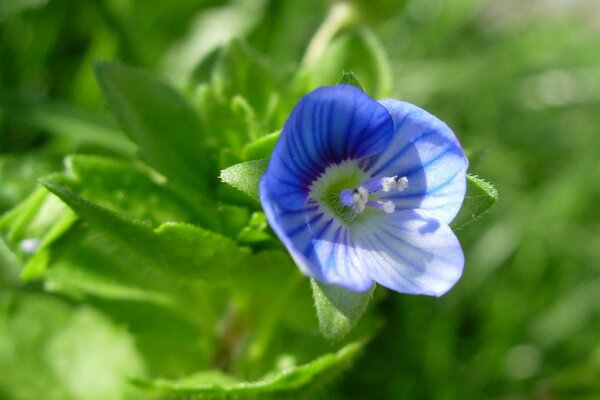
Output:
top-left (301, 2), bottom-right (358, 68)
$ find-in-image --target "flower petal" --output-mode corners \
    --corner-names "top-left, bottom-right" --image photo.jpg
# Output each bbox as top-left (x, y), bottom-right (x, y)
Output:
top-left (366, 100), bottom-right (468, 224)
top-left (352, 209), bottom-right (464, 296)
top-left (264, 85), bottom-right (394, 211)
top-left (260, 178), bottom-right (374, 291)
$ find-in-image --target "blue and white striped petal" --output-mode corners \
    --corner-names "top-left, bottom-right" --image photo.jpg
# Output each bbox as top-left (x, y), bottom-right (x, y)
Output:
top-left (367, 99), bottom-right (468, 224)
top-left (352, 209), bottom-right (464, 296)
top-left (260, 178), bottom-right (374, 291)
top-left (264, 85), bottom-right (394, 211)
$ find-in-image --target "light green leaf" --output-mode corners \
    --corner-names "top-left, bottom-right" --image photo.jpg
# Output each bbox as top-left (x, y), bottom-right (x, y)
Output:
top-left (0, 292), bottom-right (145, 400)
top-left (162, 0), bottom-right (267, 86)
top-left (212, 39), bottom-right (282, 119)
top-left (451, 175), bottom-right (498, 230)
top-left (300, 28), bottom-right (393, 98)
top-left (132, 339), bottom-right (366, 397)
top-left (0, 187), bottom-right (76, 280)
top-left (242, 130), bottom-right (280, 161)
top-left (95, 62), bottom-right (213, 191)
top-left (311, 280), bottom-right (374, 341)
top-left (219, 159), bottom-right (269, 201)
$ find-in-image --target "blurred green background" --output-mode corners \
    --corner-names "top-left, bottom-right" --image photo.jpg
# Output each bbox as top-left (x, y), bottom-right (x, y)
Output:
top-left (1, 0), bottom-right (600, 398)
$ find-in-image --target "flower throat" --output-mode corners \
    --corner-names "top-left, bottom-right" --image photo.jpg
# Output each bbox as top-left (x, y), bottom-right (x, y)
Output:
top-left (308, 160), bottom-right (408, 225)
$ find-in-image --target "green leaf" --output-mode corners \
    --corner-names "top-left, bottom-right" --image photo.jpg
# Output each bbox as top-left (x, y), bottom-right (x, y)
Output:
top-left (0, 187), bottom-right (77, 280)
top-left (0, 153), bottom-right (61, 212)
top-left (219, 159), bottom-right (269, 201)
top-left (133, 339), bottom-right (366, 397)
top-left (0, 292), bottom-right (144, 400)
top-left (62, 155), bottom-right (219, 230)
top-left (95, 62), bottom-right (213, 191)
top-left (41, 177), bottom-right (284, 286)
top-left (242, 130), bottom-right (280, 160)
top-left (0, 93), bottom-right (135, 156)
top-left (41, 178), bottom-right (242, 280)
top-left (311, 280), bottom-right (374, 341)
top-left (338, 71), bottom-right (365, 91)
top-left (300, 28), bottom-right (393, 98)
top-left (212, 39), bottom-right (282, 120)
top-left (451, 175), bottom-right (498, 230)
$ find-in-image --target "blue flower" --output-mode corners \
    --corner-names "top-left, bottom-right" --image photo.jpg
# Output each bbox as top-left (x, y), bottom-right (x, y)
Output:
top-left (259, 85), bottom-right (468, 296)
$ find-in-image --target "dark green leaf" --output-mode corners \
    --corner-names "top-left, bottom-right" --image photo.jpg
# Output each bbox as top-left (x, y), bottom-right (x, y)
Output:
top-left (311, 280), bottom-right (374, 340)
top-left (95, 62), bottom-right (212, 191)
top-left (0, 93), bottom-right (135, 155)
top-left (451, 175), bottom-right (498, 230)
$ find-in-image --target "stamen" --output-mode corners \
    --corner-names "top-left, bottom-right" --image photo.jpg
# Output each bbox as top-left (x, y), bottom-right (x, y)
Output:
top-left (340, 187), bottom-right (368, 213)
top-left (381, 176), bottom-right (408, 192)
top-left (368, 200), bottom-right (396, 214)
top-left (339, 176), bottom-right (407, 215)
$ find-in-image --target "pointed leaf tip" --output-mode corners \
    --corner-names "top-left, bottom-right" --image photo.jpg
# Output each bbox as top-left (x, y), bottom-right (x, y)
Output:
top-left (451, 174), bottom-right (498, 230)
top-left (311, 279), bottom-right (374, 341)
top-left (219, 159), bottom-right (269, 201)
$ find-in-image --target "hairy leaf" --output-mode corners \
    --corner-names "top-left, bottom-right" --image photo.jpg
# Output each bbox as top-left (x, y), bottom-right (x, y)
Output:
top-left (311, 280), bottom-right (374, 341)
top-left (451, 175), bottom-right (498, 230)
top-left (42, 178), bottom-right (243, 281)
top-left (132, 339), bottom-right (366, 398)
top-left (220, 159), bottom-right (269, 201)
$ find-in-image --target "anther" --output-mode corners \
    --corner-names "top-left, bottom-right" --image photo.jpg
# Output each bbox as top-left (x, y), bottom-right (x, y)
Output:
top-left (340, 176), bottom-right (407, 214)
top-left (381, 176), bottom-right (408, 192)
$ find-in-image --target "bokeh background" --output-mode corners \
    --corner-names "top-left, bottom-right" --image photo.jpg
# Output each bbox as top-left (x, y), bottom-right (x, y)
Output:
top-left (2, 0), bottom-right (600, 398)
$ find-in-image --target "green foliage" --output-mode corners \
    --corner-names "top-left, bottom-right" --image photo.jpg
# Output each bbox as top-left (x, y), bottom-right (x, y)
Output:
top-left (133, 339), bottom-right (365, 398)
top-left (5, 0), bottom-right (597, 398)
top-left (451, 175), bottom-right (498, 230)
top-left (311, 280), bottom-right (374, 341)
top-left (0, 292), bottom-right (144, 400)
top-left (300, 28), bottom-right (392, 98)
top-left (220, 159), bottom-right (269, 201)
top-left (41, 177), bottom-right (274, 285)
top-left (338, 71), bottom-right (365, 91)
top-left (95, 62), bottom-right (213, 192)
